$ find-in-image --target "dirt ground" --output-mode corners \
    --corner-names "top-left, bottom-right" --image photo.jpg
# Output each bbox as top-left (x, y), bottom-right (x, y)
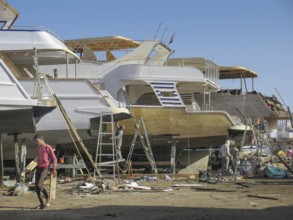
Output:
top-left (1, 177), bottom-right (293, 220)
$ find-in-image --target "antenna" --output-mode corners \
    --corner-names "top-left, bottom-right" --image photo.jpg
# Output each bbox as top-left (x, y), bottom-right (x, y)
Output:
top-left (275, 88), bottom-right (293, 128)
top-left (153, 23), bottom-right (162, 39)
top-left (160, 27), bottom-right (168, 42)
top-left (275, 88), bottom-right (287, 106)
top-left (168, 33), bottom-right (175, 45)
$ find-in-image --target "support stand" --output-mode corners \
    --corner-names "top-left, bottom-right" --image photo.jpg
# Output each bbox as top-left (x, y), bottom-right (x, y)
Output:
top-left (170, 140), bottom-right (177, 174)
top-left (14, 134), bottom-right (20, 183)
top-left (0, 134), bottom-right (4, 188)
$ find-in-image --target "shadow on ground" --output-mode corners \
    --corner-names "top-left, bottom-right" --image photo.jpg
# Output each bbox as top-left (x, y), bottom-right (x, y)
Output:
top-left (0, 205), bottom-right (293, 220)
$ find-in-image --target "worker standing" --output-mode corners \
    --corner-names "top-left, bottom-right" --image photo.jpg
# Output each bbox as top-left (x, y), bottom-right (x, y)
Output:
top-left (33, 134), bottom-right (57, 209)
top-left (220, 140), bottom-right (232, 175)
top-left (114, 125), bottom-right (125, 160)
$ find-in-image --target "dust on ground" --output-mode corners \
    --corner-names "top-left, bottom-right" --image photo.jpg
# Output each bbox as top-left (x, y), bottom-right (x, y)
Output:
top-left (1, 178), bottom-right (293, 220)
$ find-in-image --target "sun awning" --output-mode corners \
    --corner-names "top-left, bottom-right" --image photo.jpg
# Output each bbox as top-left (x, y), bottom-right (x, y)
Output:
top-left (65, 36), bottom-right (140, 52)
top-left (219, 66), bottom-right (258, 79)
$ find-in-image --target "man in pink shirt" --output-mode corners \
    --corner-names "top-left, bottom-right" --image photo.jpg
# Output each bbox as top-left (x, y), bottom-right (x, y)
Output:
top-left (33, 134), bottom-right (57, 209)
top-left (287, 147), bottom-right (293, 167)
top-left (287, 147), bottom-right (293, 158)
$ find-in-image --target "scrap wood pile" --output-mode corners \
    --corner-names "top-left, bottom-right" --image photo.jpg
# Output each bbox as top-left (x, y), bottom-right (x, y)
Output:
top-left (236, 144), bottom-right (293, 179)
top-left (258, 93), bottom-right (286, 113)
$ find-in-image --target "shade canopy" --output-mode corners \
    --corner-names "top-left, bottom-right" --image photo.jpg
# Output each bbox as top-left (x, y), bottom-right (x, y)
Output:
top-left (219, 66), bottom-right (258, 79)
top-left (65, 36), bottom-right (140, 52)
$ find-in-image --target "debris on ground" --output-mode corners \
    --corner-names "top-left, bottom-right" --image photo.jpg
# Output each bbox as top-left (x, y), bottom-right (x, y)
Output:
top-left (247, 194), bottom-right (280, 201)
top-left (172, 183), bottom-right (207, 187)
top-left (124, 181), bottom-right (151, 190)
top-left (264, 164), bottom-right (286, 179)
top-left (235, 182), bottom-right (251, 188)
top-left (192, 188), bottom-right (236, 193)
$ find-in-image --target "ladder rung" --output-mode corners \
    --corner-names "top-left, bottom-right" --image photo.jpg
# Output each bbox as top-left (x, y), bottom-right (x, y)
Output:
top-left (96, 154), bottom-right (115, 156)
top-left (97, 143), bottom-right (113, 146)
top-left (101, 122), bottom-right (112, 124)
top-left (97, 159), bottom-right (125, 166)
top-left (99, 132), bottom-right (113, 135)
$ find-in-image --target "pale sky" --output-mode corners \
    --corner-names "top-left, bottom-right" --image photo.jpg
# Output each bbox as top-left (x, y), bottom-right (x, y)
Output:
top-left (7, 0), bottom-right (293, 109)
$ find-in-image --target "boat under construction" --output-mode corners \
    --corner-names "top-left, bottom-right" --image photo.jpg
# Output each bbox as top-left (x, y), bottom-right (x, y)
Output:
top-left (0, 0), bottom-right (291, 178)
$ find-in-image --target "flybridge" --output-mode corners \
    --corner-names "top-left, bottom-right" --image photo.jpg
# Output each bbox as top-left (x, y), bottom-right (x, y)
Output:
top-left (0, 0), bottom-right (19, 30)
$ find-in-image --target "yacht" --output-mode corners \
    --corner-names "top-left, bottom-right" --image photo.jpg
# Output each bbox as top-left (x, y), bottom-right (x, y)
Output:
top-left (38, 36), bottom-right (236, 170)
top-left (0, 1), bottom-right (129, 160)
top-left (167, 57), bottom-right (289, 141)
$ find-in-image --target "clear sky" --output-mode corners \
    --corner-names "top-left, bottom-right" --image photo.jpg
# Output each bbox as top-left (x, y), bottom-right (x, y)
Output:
top-left (7, 0), bottom-right (293, 110)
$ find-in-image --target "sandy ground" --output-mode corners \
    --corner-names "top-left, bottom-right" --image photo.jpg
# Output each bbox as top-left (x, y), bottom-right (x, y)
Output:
top-left (1, 178), bottom-right (293, 220)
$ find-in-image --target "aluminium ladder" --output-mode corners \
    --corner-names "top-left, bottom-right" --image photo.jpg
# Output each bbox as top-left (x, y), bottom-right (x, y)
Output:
top-left (123, 117), bottom-right (157, 173)
top-left (122, 87), bottom-right (158, 174)
top-left (95, 112), bottom-right (122, 179)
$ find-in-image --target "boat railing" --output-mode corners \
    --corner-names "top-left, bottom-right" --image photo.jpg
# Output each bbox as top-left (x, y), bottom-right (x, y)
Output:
top-left (217, 87), bottom-right (242, 95)
top-left (185, 103), bottom-right (215, 112)
top-left (204, 59), bottom-right (220, 87)
top-left (185, 104), bottom-right (201, 112)
top-left (1, 25), bottom-right (64, 42)
top-left (165, 57), bottom-right (220, 86)
top-left (202, 103), bottom-right (213, 111)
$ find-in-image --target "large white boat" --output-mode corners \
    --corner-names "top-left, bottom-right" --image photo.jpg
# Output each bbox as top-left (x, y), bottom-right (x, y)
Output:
top-left (167, 58), bottom-right (288, 123)
top-left (36, 37), bottom-right (236, 168)
top-left (1, 32), bottom-right (236, 168)
top-left (0, 0), bottom-right (56, 135)
top-left (0, 2), bottom-right (129, 160)
top-left (40, 37), bottom-right (289, 169)
top-left (4, 0), bottom-right (287, 173)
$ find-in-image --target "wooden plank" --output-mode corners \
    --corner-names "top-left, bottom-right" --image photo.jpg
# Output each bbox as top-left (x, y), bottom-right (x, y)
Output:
top-left (125, 182), bottom-right (151, 190)
top-left (49, 173), bottom-right (57, 200)
top-left (247, 194), bottom-right (279, 201)
top-left (193, 188), bottom-right (236, 192)
top-left (119, 173), bottom-right (198, 179)
top-left (54, 94), bottom-right (102, 178)
top-left (0, 134), bottom-right (4, 188)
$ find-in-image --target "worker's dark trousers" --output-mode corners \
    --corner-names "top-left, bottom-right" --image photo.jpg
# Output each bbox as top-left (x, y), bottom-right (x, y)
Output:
top-left (35, 167), bottom-right (49, 205)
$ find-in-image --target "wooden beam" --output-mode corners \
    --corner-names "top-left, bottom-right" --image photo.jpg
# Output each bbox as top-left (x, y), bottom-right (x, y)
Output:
top-left (49, 173), bottom-right (57, 200)
top-left (53, 94), bottom-right (102, 178)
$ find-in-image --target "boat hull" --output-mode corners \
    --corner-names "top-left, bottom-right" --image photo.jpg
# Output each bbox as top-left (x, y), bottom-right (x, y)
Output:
top-left (120, 107), bottom-right (234, 139)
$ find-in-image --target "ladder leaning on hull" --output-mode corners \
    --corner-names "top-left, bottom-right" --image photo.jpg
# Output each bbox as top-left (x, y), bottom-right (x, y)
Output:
top-left (95, 112), bottom-right (124, 179)
top-left (122, 87), bottom-right (158, 174)
top-left (123, 117), bottom-right (157, 173)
